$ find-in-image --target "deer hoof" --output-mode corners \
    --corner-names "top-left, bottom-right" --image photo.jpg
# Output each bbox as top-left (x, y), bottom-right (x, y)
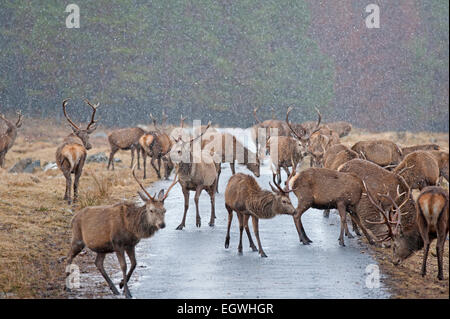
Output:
top-left (250, 245), bottom-right (258, 252)
top-left (209, 222), bottom-right (214, 227)
top-left (346, 233), bottom-right (354, 239)
top-left (339, 240), bottom-right (345, 247)
top-left (124, 290), bottom-right (132, 299)
top-left (176, 224), bottom-right (184, 230)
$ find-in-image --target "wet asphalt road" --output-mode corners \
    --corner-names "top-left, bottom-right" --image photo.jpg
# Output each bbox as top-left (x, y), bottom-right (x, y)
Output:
top-left (127, 129), bottom-right (390, 299)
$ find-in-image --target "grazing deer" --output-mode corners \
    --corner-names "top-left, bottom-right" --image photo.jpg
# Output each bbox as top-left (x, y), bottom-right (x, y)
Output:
top-left (393, 151), bottom-right (440, 190)
top-left (107, 127), bottom-right (146, 170)
top-left (56, 99), bottom-right (99, 204)
top-left (326, 121), bottom-right (352, 138)
top-left (401, 144), bottom-right (440, 157)
top-left (364, 184), bottom-right (449, 280)
top-left (201, 131), bottom-right (260, 192)
top-left (428, 150), bottom-right (449, 182)
top-left (351, 140), bottom-right (403, 168)
top-left (0, 111), bottom-right (23, 168)
top-left (140, 114), bottom-right (174, 179)
top-left (266, 135), bottom-right (306, 184)
top-left (289, 167), bottom-right (376, 246)
top-left (224, 172), bottom-right (296, 257)
top-left (323, 144), bottom-right (359, 171)
top-left (169, 122), bottom-right (219, 229)
top-left (66, 165), bottom-right (178, 298)
top-left (338, 159), bottom-right (415, 244)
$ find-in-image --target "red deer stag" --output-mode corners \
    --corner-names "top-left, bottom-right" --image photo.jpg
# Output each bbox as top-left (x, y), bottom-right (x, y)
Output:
top-left (224, 172), bottom-right (296, 257)
top-left (364, 184), bottom-right (449, 280)
top-left (107, 127), bottom-right (146, 170)
top-left (169, 122), bottom-right (219, 229)
top-left (56, 99), bottom-right (99, 204)
top-left (393, 151), bottom-right (439, 190)
top-left (401, 144), bottom-right (440, 157)
top-left (0, 110), bottom-right (23, 168)
top-left (289, 167), bottom-right (376, 246)
top-left (428, 150), bottom-right (449, 183)
top-left (66, 165), bottom-right (178, 298)
top-left (351, 140), bottom-right (403, 168)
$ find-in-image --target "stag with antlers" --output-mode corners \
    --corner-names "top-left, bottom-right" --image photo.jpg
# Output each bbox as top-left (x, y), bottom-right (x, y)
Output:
top-left (55, 98), bottom-right (99, 204)
top-left (0, 110), bottom-right (23, 168)
top-left (66, 165), bottom-right (178, 298)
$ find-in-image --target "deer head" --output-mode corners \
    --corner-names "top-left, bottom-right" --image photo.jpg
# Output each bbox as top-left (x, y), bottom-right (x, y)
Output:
top-left (62, 98), bottom-right (99, 150)
top-left (132, 164), bottom-right (178, 229)
top-left (169, 122), bottom-right (211, 164)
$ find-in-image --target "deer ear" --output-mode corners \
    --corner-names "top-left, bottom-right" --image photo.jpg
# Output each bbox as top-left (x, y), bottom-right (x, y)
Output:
top-left (157, 189), bottom-right (165, 201)
top-left (138, 191), bottom-right (149, 202)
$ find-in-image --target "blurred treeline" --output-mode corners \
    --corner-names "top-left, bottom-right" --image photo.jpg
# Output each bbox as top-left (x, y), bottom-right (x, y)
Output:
top-left (0, 1), bottom-right (448, 131)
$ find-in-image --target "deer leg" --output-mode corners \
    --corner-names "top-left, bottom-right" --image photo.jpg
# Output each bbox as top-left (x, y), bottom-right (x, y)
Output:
top-left (130, 147), bottom-right (135, 169)
top-left (244, 214), bottom-right (258, 252)
top-left (323, 209), bottom-right (330, 218)
top-left (63, 170), bottom-right (72, 204)
top-left (237, 212), bottom-right (244, 254)
top-left (225, 205), bottom-right (233, 249)
top-left (277, 166), bottom-right (282, 185)
top-left (157, 157), bottom-right (162, 178)
top-left (337, 202), bottom-right (348, 246)
top-left (216, 164), bottom-right (222, 193)
top-left (207, 187), bottom-right (216, 227)
top-left (95, 253), bottom-right (120, 295)
top-left (421, 240), bottom-right (430, 278)
top-left (436, 229), bottom-right (446, 280)
top-left (108, 147), bottom-right (118, 170)
top-left (251, 216), bottom-right (267, 257)
top-left (136, 146), bottom-right (141, 170)
top-left (120, 247), bottom-right (137, 289)
top-left (0, 152), bottom-right (5, 168)
top-left (151, 156), bottom-right (161, 179)
top-left (230, 162), bottom-right (236, 175)
top-left (142, 151), bottom-right (147, 179)
top-left (352, 218), bottom-right (362, 236)
top-left (73, 161), bottom-right (84, 204)
top-left (176, 187), bottom-right (190, 230)
top-left (115, 249), bottom-right (132, 298)
top-left (66, 240), bottom-right (84, 269)
top-left (348, 212), bottom-right (376, 245)
top-left (194, 186), bottom-right (203, 228)
top-left (293, 205), bottom-right (313, 245)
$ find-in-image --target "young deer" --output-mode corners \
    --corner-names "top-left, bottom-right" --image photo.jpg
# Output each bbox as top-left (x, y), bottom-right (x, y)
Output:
top-left (224, 172), bottom-right (296, 257)
top-left (364, 184), bottom-right (449, 280)
top-left (56, 99), bottom-right (99, 204)
top-left (169, 122), bottom-right (219, 230)
top-left (66, 165), bottom-right (178, 298)
top-left (0, 110), bottom-right (23, 167)
top-left (107, 127), bottom-right (146, 170)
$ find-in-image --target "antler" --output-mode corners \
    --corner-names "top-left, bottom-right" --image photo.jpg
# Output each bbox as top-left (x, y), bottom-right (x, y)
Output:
top-left (180, 114), bottom-right (186, 128)
top-left (149, 113), bottom-right (163, 134)
top-left (161, 110), bottom-right (168, 127)
top-left (396, 164), bottom-right (414, 176)
top-left (132, 164), bottom-right (155, 201)
top-left (362, 180), bottom-right (395, 242)
top-left (189, 121), bottom-right (211, 144)
top-left (286, 106), bottom-right (307, 141)
top-left (62, 98), bottom-right (80, 130)
top-left (253, 107), bottom-right (261, 124)
top-left (160, 173), bottom-right (179, 202)
top-left (84, 98), bottom-right (100, 130)
top-left (14, 110), bottom-right (23, 128)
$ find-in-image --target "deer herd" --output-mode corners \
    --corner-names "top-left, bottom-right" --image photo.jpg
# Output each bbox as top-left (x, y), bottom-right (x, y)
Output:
top-left (0, 99), bottom-right (449, 298)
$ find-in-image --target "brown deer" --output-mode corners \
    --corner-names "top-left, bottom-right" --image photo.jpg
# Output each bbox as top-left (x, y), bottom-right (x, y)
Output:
top-left (285, 106), bottom-right (337, 167)
top-left (201, 131), bottom-right (260, 192)
top-left (107, 127), bottom-right (146, 170)
top-left (169, 122), bottom-right (219, 229)
top-left (401, 144), bottom-right (440, 157)
top-left (224, 172), bottom-right (296, 257)
top-left (351, 140), bottom-right (403, 168)
top-left (251, 106), bottom-right (290, 156)
top-left (323, 144), bottom-right (359, 171)
top-left (266, 135), bottom-right (306, 184)
top-left (428, 150), bottom-right (449, 182)
top-left (66, 165), bottom-right (178, 298)
top-left (0, 110), bottom-right (23, 168)
top-left (139, 114), bottom-right (174, 179)
top-left (326, 121), bottom-right (352, 138)
top-left (289, 167), bottom-right (376, 246)
top-left (393, 151), bottom-right (440, 190)
top-left (338, 159), bottom-right (414, 244)
top-left (56, 99), bottom-right (99, 204)
top-left (364, 184), bottom-right (449, 280)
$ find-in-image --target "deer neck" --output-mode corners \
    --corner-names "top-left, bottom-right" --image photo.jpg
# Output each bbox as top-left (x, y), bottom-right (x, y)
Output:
top-left (64, 133), bottom-right (84, 146)
top-left (402, 225), bottom-right (424, 253)
top-left (126, 204), bottom-right (158, 239)
top-left (246, 191), bottom-right (277, 219)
